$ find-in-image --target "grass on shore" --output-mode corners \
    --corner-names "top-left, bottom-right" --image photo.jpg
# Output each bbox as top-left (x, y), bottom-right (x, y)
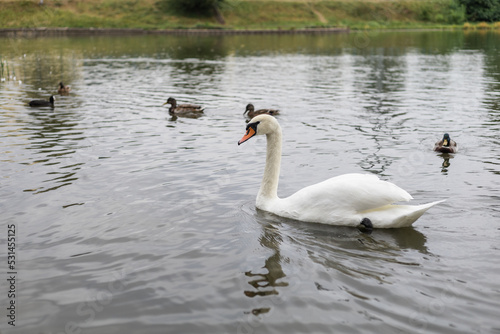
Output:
top-left (0, 0), bottom-right (499, 31)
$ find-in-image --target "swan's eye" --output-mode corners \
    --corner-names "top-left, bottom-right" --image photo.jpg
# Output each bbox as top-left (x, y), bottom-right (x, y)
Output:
top-left (246, 121), bottom-right (260, 132)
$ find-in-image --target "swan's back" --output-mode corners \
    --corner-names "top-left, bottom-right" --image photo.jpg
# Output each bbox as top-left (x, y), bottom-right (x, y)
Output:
top-left (286, 173), bottom-right (409, 206)
top-left (311, 173), bottom-right (412, 210)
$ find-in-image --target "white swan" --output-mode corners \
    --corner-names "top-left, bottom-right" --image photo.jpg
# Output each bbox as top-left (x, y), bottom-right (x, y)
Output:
top-left (238, 114), bottom-right (444, 229)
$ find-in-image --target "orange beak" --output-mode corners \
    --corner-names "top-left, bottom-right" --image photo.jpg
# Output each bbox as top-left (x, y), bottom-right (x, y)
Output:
top-left (238, 126), bottom-right (256, 145)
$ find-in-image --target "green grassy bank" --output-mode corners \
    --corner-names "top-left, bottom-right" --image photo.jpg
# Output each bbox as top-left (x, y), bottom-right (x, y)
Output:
top-left (0, 0), bottom-right (499, 31)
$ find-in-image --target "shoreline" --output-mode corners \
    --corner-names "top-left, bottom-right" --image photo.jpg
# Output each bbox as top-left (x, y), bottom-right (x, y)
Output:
top-left (0, 27), bottom-right (350, 37)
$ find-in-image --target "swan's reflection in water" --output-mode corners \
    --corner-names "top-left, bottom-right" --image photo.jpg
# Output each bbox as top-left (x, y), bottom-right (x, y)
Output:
top-left (243, 211), bottom-right (288, 316)
top-left (243, 208), bottom-right (429, 315)
top-left (244, 223), bottom-right (288, 298)
top-left (243, 222), bottom-right (288, 316)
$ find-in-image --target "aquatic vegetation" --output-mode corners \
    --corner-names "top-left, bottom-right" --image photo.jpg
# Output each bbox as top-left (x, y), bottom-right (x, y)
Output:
top-left (0, 57), bottom-right (19, 83)
top-left (477, 21), bottom-right (491, 29)
top-left (462, 21), bottom-right (500, 30)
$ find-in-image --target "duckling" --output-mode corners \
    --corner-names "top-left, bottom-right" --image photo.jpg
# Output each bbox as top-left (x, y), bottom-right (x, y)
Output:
top-left (163, 97), bottom-right (204, 115)
top-left (58, 82), bottom-right (71, 94)
top-left (244, 104), bottom-right (279, 118)
top-left (434, 133), bottom-right (457, 153)
top-left (29, 95), bottom-right (55, 108)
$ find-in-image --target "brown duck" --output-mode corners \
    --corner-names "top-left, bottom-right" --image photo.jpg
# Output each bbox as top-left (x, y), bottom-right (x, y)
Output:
top-left (434, 133), bottom-right (457, 153)
top-left (163, 97), bottom-right (204, 115)
top-left (244, 104), bottom-right (279, 118)
top-left (58, 82), bottom-right (71, 94)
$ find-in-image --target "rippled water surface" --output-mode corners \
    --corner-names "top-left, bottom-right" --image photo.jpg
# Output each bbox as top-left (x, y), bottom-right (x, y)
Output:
top-left (1, 31), bottom-right (500, 334)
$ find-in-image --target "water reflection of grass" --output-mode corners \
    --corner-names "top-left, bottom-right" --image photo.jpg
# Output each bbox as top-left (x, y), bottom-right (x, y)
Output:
top-left (0, 57), bottom-right (12, 82)
top-left (0, 0), bottom-right (495, 31)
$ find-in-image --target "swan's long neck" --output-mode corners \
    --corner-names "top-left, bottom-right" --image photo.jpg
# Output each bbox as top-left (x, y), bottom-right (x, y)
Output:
top-left (258, 127), bottom-right (282, 201)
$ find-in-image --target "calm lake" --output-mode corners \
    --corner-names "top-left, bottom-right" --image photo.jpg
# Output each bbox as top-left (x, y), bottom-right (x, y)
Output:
top-left (1, 30), bottom-right (500, 334)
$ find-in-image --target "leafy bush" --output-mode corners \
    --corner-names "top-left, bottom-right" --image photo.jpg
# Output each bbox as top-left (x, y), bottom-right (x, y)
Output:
top-left (409, 0), bottom-right (465, 24)
top-left (476, 21), bottom-right (491, 28)
top-left (463, 21), bottom-right (473, 28)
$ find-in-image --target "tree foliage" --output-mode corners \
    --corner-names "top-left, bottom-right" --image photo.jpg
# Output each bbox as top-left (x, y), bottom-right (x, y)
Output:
top-left (458, 0), bottom-right (500, 21)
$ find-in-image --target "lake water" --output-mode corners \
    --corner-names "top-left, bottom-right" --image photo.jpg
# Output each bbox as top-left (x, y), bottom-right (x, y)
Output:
top-left (1, 30), bottom-right (500, 334)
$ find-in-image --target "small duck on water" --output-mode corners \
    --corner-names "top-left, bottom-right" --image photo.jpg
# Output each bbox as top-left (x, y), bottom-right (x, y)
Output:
top-left (29, 95), bottom-right (55, 108)
top-left (434, 133), bottom-right (457, 153)
top-left (163, 97), bottom-right (204, 115)
top-left (58, 82), bottom-right (71, 94)
top-left (244, 104), bottom-right (280, 118)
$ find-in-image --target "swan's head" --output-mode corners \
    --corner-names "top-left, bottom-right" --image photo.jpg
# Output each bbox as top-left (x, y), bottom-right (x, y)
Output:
top-left (442, 133), bottom-right (451, 146)
top-left (238, 114), bottom-right (279, 145)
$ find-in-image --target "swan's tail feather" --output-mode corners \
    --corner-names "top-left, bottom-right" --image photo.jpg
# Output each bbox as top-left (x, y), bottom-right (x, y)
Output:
top-left (365, 199), bottom-right (445, 228)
